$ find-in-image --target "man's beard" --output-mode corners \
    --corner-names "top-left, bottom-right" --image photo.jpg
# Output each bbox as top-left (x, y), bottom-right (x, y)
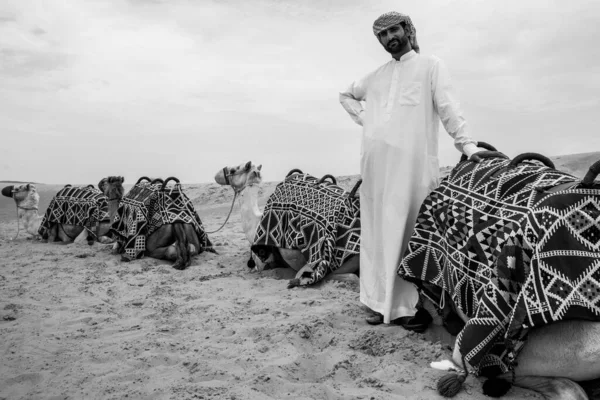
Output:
top-left (385, 36), bottom-right (409, 54)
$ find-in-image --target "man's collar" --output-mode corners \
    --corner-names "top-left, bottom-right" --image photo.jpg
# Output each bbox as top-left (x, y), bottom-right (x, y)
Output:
top-left (394, 49), bottom-right (417, 62)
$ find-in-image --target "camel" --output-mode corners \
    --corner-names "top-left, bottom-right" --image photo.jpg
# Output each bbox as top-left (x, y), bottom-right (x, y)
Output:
top-left (40, 177), bottom-right (124, 245)
top-left (403, 150), bottom-right (600, 400)
top-left (2, 177), bottom-right (124, 244)
top-left (214, 161), bottom-right (359, 284)
top-left (421, 295), bottom-right (600, 400)
top-left (110, 177), bottom-right (215, 270)
top-left (1, 183), bottom-right (44, 239)
top-left (441, 304), bottom-right (600, 400)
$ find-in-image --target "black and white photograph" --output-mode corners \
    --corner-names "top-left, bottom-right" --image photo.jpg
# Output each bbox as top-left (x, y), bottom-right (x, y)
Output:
top-left (1, 1), bottom-right (599, 399)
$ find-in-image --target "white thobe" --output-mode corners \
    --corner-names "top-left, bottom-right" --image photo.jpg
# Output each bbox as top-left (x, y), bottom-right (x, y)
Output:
top-left (339, 50), bottom-right (479, 323)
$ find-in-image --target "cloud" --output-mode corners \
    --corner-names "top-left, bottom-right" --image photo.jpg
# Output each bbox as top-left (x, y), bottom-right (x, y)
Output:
top-left (0, 0), bottom-right (598, 183)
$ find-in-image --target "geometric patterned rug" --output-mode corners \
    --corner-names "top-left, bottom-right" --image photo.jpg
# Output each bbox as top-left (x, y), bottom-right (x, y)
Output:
top-left (109, 180), bottom-right (212, 261)
top-left (38, 185), bottom-right (110, 239)
top-left (397, 157), bottom-right (600, 376)
top-left (251, 173), bottom-right (361, 285)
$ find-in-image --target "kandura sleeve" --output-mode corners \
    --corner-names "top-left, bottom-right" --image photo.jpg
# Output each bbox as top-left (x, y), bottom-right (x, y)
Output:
top-left (431, 58), bottom-right (479, 157)
top-left (339, 75), bottom-right (369, 127)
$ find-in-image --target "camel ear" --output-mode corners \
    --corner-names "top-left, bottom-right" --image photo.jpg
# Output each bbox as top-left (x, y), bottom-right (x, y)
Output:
top-left (257, 164), bottom-right (262, 171)
top-left (26, 184), bottom-right (31, 190)
top-left (119, 176), bottom-right (124, 184)
top-left (245, 161), bottom-right (252, 171)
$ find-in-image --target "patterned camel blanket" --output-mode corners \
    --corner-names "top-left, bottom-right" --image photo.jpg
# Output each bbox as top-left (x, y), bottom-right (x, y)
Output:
top-left (110, 181), bottom-right (212, 260)
top-left (398, 157), bottom-right (600, 376)
top-left (39, 185), bottom-right (109, 239)
top-left (251, 173), bottom-right (361, 285)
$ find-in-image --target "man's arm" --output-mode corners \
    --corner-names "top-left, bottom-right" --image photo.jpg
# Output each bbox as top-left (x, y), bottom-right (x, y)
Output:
top-left (339, 78), bottom-right (368, 126)
top-left (431, 58), bottom-right (480, 159)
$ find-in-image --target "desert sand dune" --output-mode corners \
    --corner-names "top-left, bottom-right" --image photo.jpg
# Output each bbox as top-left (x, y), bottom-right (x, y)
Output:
top-left (5, 151), bottom-right (597, 399)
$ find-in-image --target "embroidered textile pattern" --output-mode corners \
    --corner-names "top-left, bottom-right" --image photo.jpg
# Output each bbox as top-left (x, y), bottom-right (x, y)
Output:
top-left (39, 186), bottom-right (109, 238)
top-left (398, 157), bottom-right (600, 376)
top-left (252, 173), bottom-right (361, 285)
top-left (110, 182), bottom-right (212, 260)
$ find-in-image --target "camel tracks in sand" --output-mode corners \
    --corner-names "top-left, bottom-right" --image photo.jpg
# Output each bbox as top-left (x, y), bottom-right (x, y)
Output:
top-left (0, 191), bottom-right (544, 399)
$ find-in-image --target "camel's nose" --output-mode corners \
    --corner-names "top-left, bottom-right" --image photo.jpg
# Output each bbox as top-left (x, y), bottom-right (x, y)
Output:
top-left (214, 170), bottom-right (226, 185)
top-left (1, 185), bottom-right (14, 198)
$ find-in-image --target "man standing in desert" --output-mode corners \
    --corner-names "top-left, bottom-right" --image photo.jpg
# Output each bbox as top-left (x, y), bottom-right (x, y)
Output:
top-left (339, 12), bottom-right (501, 327)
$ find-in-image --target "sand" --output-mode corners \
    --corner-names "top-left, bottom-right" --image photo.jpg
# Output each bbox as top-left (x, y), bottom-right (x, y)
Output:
top-left (0, 177), bottom-right (549, 400)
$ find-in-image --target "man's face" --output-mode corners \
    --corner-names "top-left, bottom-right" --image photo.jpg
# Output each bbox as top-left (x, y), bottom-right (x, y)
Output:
top-left (377, 24), bottom-right (409, 54)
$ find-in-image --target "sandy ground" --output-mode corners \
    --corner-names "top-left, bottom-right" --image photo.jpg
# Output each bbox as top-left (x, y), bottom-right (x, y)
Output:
top-left (0, 177), bottom-right (548, 400)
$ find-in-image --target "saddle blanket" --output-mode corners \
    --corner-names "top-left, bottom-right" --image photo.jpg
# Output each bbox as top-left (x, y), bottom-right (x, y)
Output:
top-left (398, 157), bottom-right (600, 376)
top-left (110, 181), bottom-right (212, 260)
top-left (252, 173), bottom-right (360, 285)
top-left (39, 185), bottom-right (109, 238)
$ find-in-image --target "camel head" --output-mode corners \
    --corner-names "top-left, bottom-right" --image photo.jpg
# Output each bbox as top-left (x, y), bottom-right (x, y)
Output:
top-left (214, 161), bottom-right (262, 191)
top-left (2, 183), bottom-right (40, 209)
top-left (98, 176), bottom-right (125, 201)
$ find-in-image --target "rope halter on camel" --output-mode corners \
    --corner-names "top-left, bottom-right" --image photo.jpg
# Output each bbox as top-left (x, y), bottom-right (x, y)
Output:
top-left (205, 166), bottom-right (251, 234)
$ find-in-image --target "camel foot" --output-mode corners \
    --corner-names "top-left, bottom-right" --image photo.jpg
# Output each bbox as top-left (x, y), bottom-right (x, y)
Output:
top-left (287, 279), bottom-right (300, 289)
top-left (172, 261), bottom-right (189, 271)
top-left (98, 236), bottom-right (115, 245)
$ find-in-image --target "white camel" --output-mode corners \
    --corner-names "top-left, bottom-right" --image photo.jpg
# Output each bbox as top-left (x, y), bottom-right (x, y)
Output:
top-left (2, 183), bottom-right (44, 239)
top-left (214, 161), bottom-right (359, 284)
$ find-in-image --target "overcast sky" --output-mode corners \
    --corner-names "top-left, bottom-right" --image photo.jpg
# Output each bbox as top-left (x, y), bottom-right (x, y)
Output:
top-left (1, 0), bottom-right (599, 184)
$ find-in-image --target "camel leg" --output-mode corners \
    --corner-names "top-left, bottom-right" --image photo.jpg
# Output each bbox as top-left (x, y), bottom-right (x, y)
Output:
top-left (171, 222), bottom-right (191, 270)
top-left (55, 224), bottom-right (83, 244)
top-left (182, 224), bottom-right (200, 256)
top-left (146, 225), bottom-right (177, 261)
top-left (146, 244), bottom-right (178, 261)
top-left (49, 224), bottom-right (71, 244)
top-left (328, 254), bottom-right (360, 283)
top-left (498, 376), bottom-right (588, 400)
top-left (73, 228), bottom-right (89, 245)
top-left (46, 224), bottom-right (58, 243)
top-left (145, 224), bottom-right (195, 270)
top-left (97, 222), bottom-right (115, 244)
top-left (278, 248), bottom-right (306, 271)
top-left (57, 224), bottom-right (72, 243)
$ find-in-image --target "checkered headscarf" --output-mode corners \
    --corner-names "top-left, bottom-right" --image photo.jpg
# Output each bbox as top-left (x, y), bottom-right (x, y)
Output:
top-left (372, 12), bottom-right (420, 53)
